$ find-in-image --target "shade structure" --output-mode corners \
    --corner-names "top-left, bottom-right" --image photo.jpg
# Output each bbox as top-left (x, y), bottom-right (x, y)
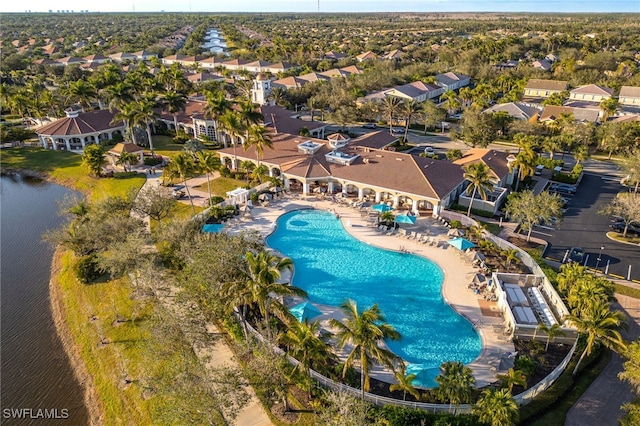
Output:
top-left (405, 363), bottom-right (440, 388)
top-left (395, 214), bottom-right (417, 224)
top-left (447, 228), bottom-right (465, 237)
top-left (471, 273), bottom-right (487, 284)
top-left (467, 250), bottom-right (485, 263)
top-left (372, 203), bottom-right (393, 212)
top-left (289, 301), bottom-right (322, 323)
top-left (447, 237), bottom-right (476, 251)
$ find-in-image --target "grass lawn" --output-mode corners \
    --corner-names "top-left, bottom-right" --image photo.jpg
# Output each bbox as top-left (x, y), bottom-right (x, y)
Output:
top-left (151, 135), bottom-right (220, 159)
top-left (193, 176), bottom-right (248, 197)
top-left (1, 147), bottom-right (145, 200)
top-left (479, 220), bottom-right (503, 236)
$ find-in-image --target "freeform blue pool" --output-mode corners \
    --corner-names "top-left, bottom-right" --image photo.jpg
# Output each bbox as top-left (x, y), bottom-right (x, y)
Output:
top-left (266, 209), bottom-right (481, 388)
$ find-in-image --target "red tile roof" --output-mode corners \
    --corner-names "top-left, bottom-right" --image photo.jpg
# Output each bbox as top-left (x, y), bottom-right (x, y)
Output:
top-left (36, 109), bottom-right (122, 136)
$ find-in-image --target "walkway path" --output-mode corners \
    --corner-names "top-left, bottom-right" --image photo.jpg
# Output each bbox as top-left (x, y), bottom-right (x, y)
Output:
top-left (565, 294), bottom-right (638, 426)
top-left (134, 170), bottom-right (273, 426)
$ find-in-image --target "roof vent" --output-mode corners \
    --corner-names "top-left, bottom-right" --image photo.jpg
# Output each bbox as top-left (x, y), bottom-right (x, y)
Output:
top-left (376, 154), bottom-right (383, 158)
top-left (396, 158), bottom-right (403, 161)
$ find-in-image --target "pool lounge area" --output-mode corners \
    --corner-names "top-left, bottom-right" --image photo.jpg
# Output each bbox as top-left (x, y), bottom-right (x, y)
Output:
top-left (222, 195), bottom-right (517, 388)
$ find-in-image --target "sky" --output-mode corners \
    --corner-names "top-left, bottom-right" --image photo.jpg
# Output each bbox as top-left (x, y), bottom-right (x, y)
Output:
top-left (1, 0), bottom-right (638, 13)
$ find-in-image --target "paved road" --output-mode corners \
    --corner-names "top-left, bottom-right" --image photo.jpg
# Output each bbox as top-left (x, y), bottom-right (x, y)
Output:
top-left (565, 294), bottom-right (639, 426)
top-left (539, 174), bottom-right (640, 282)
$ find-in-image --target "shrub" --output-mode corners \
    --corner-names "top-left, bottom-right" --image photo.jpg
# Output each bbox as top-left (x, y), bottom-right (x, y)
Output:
top-left (449, 203), bottom-right (495, 218)
top-left (143, 156), bottom-right (162, 166)
top-left (113, 171), bottom-right (140, 179)
top-left (449, 219), bottom-right (463, 229)
top-left (75, 254), bottom-right (102, 283)
top-left (173, 131), bottom-right (190, 144)
top-left (536, 157), bottom-right (563, 170)
top-left (220, 167), bottom-right (231, 177)
top-left (208, 196), bottom-right (225, 206)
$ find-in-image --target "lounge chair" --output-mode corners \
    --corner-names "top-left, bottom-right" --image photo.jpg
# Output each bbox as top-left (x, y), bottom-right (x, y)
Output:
top-left (386, 228), bottom-right (396, 236)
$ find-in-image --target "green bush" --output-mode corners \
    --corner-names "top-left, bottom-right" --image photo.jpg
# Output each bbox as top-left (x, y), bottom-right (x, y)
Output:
top-left (75, 254), bottom-right (103, 283)
top-left (449, 220), bottom-right (463, 229)
top-left (536, 157), bottom-right (563, 170)
top-left (372, 405), bottom-right (479, 426)
top-left (449, 203), bottom-right (495, 218)
top-left (208, 196), bottom-right (225, 206)
top-left (113, 171), bottom-right (140, 179)
top-left (220, 167), bottom-right (231, 177)
top-left (143, 156), bottom-right (162, 166)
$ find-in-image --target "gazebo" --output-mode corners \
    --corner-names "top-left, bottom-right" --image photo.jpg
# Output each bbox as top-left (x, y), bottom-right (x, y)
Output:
top-left (226, 187), bottom-right (249, 205)
top-left (108, 143), bottom-right (145, 168)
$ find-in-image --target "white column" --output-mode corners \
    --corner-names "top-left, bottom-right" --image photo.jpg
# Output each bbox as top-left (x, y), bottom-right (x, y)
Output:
top-left (283, 178), bottom-right (290, 190)
top-left (393, 195), bottom-right (400, 208)
top-left (328, 182), bottom-right (334, 194)
top-left (433, 204), bottom-right (441, 216)
top-left (268, 168), bottom-right (274, 177)
top-left (342, 183), bottom-right (348, 196)
top-left (412, 199), bottom-right (419, 214)
top-left (358, 188), bottom-right (364, 199)
top-left (80, 138), bottom-right (86, 149)
top-left (65, 139), bottom-right (71, 150)
top-left (39, 136), bottom-right (47, 148)
top-left (52, 139), bottom-right (58, 150)
top-left (375, 192), bottom-right (381, 203)
top-left (302, 182), bottom-right (310, 195)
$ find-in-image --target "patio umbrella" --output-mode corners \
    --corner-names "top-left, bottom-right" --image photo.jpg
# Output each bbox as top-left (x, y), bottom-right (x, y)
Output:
top-left (447, 237), bottom-right (476, 251)
top-left (447, 228), bottom-right (465, 237)
top-left (372, 203), bottom-right (392, 212)
top-left (289, 301), bottom-right (322, 323)
top-left (395, 214), bottom-right (417, 224)
top-left (467, 250), bottom-right (485, 264)
top-left (405, 363), bottom-right (440, 388)
top-left (471, 273), bottom-right (487, 284)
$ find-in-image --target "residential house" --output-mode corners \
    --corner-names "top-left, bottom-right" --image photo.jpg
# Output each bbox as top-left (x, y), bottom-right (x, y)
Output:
top-left (109, 52), bottom-right (136, 62)
top-left (131, 50), bottom-right (158, 61)
top-left (356, 51), bottom-right (378, 62)
top-left (539, 105), bottom-right (599, 124)
top-left (523, 79), bottom-right (568, 98)
top-left (324, 51), bottom-right (347, 60)
top-left (483, 102), bottom-right (541, 121)
top-left (569, 84), bottom-right (614, 103)
top-left (244, 60), bottom-right (272, 73)
top-left (532, 59), bottom-right (552, 72)
top-left (619, 86), bottom-right (640, 108)
top-left (435, 72), bottom-right (471, 91)
top-left (384, 49), bottom-right (405, 60)
top-left (383, 81), bottom-right (444, 102)
top-left (264, 62), bottom-right (298, 74)
top-left (56, 56), bottom-right (86, 66)
top-left (83, 54), bottom-right (109, 65)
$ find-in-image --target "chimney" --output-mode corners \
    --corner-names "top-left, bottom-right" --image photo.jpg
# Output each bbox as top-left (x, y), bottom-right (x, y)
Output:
top-left (271, 113), bottom-right (278, 133)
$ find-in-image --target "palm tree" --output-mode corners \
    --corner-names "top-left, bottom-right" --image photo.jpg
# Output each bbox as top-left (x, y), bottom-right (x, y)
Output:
top-left (63, 80), bottom-right (98, 112)
top-left (112, 102), bottom-right (140, 145)
top-left (473, 388), bottom-right (519, 426)
top-left (501, 248), bottom-right (520, 272)
top-left (166, 153), bottom-right (196, 214)
top-left (435, 361), bottom-right (476, 411)
top-left (160, 89), bottom-right (188, 132)
top-left (511, 142), bottom-right (537, 191)
top-left (537, 323), bottom-right (566, 352)
top-left (132, 95), bottom-right (158, 155)
top-left (196, 151), bottom-right (220, 204)
top-left (104, 81), bottom-right (134, 113)
top-left (566, 302), bottom-right (627, 375)
top-left (244, 124), bottom-right (273, 165)
top-left (116, 151), bottom-right (138, 172)
top-left (440, 90), bottom-right (461, 115)
top-left (328, 299), bottom-right (401, 399)
top-left (269, 86), bottom-right (288, 107)
top-left (463, 163), bottom-right (494, 217)
top-left (245, 251), bottom-right (305, 341)
top-left (219, 110), bottom-right (246, 168)
top-left (497, 368), bottom-right (527, 392)
top-left (557, 262), bottom-right (587, 295)
top-left (599, 97), bottom-right (619, 122)
top-left (203, 89), bottom-right (232, 145)
top-left (278, 319), bottom-right (337, 397)
top-left (382, 95), bottom-right (402, 135)
top-left (389, 366), bottom-right (420, 401)
top-left (400, 100), bottom-right (421, 141)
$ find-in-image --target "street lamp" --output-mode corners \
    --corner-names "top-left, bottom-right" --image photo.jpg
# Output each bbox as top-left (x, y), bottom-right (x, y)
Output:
top-left (595, 245), bottom-right (604, 271)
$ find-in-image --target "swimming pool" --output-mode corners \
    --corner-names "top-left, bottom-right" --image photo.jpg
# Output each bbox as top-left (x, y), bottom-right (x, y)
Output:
top-left (266, 209), bottom-right (481, 388)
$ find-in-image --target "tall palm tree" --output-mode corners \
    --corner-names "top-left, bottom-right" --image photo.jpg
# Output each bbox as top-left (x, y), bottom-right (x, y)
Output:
top-left (219, 110), bottom-right (246, 167)
top-left (203, 89), bottom-right (232, 145)
top-left (435, 361), bottom-right (476, 411)
top-left (63, 80), bottom-right (98, 112)
top-left (566, 302), bottom-right (627, 375)
top-left (501, 248), bottom-right (520, 272)
top-left (132, 95), bottom-right (159, 155)
top-left (382, 95), bottom-right (402, 135)
top-left (328, 299), bottom-right (401, 400)
top-left (537, 323), bottom-right (566, 352)
top-left (599, 98), bottom-right (619, 122)
top-left (244, 124), bottom-right (273, 166)
top-left (496, 368), bottom-right (527, 392)
top-left (400, 100), bottom-right (421, 141)
top-left (104, 82), bottom-right (134, 113)
top-left (473, 388), bottom-right (519, 426)
top-left (239, 99), bottom-right (264, 140)
top-left (389, 366), bottom-right (420, 401)
top-left (278, 319), bottom-right (337, 397)
top-left (196, 151), bottom-right (220, 204)
top-left (463, 163), bottom-right (494, 217)
top-left (245, 251), bottom-right (305, 341)
top-left (111, 102), bottom-right (139, 145)
top-left (166, 153), bottom-right (196, 214)
top-left (557, 262), bottom-right (587, 295)
top-left (160, 89), bottom-right (188, 132)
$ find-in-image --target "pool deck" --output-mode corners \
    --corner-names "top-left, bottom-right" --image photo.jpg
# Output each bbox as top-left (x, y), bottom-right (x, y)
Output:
top-left (225, 195), bottom-right (515, 388)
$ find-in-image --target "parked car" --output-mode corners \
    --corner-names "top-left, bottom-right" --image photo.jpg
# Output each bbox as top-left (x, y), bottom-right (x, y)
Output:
top-left (362, 122), bottom-right (377, 129)
top-left (549, 183), bottom-right (577, 194)
top-left (392, 127), bottom-right (404, 135)
top-left (449, 113), bottom-right (462, 120)
top-left (610, 222), bottom-right (640, 235)
top-left (424, 146), bottom-right (435, 154)
top-left (567, 247), bottom-right (585, 264)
